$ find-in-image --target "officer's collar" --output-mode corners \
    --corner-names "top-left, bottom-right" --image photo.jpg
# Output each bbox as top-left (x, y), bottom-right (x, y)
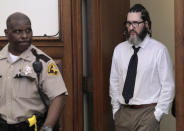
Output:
top-left (0, 44), bottom-right (9, 60)
top-left (18, 45), bottom-right (33, 62)
top-left (0, 44), bottom-right (34, 63)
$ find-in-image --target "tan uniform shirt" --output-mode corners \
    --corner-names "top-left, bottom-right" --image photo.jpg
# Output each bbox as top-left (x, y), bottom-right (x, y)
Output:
top-left (0, 44), bottom-right (68, 124)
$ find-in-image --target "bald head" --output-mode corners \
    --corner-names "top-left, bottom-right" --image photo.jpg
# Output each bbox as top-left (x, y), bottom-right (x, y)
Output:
top-left (6, 12), bottom-right (31, 29)
top-left (5, 12), bottom-right (33, 56)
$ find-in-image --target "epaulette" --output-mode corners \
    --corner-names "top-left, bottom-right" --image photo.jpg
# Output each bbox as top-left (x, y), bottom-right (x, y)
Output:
top-left (38, 54), bottom-right (50, 63)
top-left (31, 48), bottom-right (50, 63)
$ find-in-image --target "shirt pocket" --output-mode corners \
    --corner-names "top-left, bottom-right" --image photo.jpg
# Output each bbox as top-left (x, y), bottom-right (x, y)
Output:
top-left (15, 73), bottom-right (39, 98)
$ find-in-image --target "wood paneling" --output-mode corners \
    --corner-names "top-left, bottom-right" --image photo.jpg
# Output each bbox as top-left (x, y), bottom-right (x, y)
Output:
top-left (71, 0), bottom-right (83, 130)
top-left (87, 0), bottom-right (130, 131)
top-left (175, 0), bottom-right (184, 130)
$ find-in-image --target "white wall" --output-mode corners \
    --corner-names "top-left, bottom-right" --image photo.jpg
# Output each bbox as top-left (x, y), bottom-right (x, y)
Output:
top-left (130, 0), bottom-right (175, 131)
top-left (0, 0), bottom-right (59, 36)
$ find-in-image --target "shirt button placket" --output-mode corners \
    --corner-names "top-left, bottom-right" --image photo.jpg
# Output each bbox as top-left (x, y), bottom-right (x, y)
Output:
top-left (6, 64), bottom-right (14, 123)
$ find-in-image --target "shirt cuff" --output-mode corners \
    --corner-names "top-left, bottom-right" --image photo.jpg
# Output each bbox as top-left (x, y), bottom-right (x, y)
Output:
top-left (113, 108), bottom-right (119, 119)
top-left (154, 108), bottom-right (163, 122)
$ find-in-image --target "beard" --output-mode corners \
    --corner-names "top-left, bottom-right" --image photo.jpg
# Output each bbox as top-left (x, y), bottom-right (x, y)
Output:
top-left (127, 26), bottom-right (148, 45)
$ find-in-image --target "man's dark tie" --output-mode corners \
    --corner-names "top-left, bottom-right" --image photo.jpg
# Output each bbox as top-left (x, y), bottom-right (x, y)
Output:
top-left (122, 46), bottom-right (140, 104)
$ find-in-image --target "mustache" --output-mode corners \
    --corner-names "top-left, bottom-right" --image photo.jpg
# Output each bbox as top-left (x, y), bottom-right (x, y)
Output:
top-left (18, 40), bottom-right (32, 43)
top-left (129, 30), bottom-right (138, 34)
top-left (126, 30), bottom-right (138, 39)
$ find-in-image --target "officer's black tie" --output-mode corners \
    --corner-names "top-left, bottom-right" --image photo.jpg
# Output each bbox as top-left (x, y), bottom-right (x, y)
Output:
top-left (123, 46), bottom-right (140, 104)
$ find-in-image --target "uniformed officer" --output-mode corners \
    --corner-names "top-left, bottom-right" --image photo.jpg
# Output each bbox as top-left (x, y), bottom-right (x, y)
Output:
top-left (0, 12), bottom-right (68, 131)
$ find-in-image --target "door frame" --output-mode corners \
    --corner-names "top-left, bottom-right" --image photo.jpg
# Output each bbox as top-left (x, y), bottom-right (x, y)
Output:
top-left (175, 0), bottom-right (184, 130)
top-left (86, 0), bottom-right (130, 131)
top-left (71, 0), bottom-right (84, 130)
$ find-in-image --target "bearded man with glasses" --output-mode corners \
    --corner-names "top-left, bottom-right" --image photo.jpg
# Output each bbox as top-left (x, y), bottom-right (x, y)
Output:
top-left (109, 4), bottom-right (175, 131)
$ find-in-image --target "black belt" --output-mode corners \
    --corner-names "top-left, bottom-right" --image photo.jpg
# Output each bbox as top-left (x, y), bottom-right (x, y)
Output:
top-left (122, 103), bottom-right (157, 109)
top-left (0, 118), bottom-right (31, 131)
top-left (0, 115), bottom-right (45, 131)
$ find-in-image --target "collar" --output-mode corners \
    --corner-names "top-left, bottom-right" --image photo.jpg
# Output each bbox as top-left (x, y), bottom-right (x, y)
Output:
top-left (137, 35), bottom-right (150, 49)
top-left (0, 44), bottom-right (9, 60)
top-left (18, 45), bottom-right (33, 62)
top-left (0, 43), bottom-right (33, 62)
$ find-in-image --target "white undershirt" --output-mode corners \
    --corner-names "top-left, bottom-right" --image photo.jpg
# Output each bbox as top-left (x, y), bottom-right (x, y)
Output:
top-left (9, 52), bottom-right (19, 62)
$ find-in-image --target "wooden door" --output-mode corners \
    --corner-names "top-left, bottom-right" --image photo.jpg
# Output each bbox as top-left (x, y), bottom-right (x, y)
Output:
top-left (0, 0), bottom-right (83, 131)
top-left (175, 0), bottom-right (184, 130)
top-left (86, 0), bottom-right (130, 131)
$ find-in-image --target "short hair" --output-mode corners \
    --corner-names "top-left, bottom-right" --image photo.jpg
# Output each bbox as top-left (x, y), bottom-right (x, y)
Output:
top-left (6, 12), bottom-right (31, 29)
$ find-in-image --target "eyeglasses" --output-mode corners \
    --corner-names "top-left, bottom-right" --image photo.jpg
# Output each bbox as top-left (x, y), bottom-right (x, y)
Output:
top-left (125, 21), bottom-right (145, 28)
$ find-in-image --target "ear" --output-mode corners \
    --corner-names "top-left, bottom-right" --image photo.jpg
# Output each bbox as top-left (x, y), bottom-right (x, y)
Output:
top-left (4, 29), bottom-right (8, 36)
top-left (144, 21), bottom-right (149, 29)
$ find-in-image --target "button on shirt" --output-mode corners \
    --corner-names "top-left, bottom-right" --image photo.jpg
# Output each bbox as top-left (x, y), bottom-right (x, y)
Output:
top-left (0, 44), bottom-right (68, 124)
top-left (109, 36), bottom-right (175, 121)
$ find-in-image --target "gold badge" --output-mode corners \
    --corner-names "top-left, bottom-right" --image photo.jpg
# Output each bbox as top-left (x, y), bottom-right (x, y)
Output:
top-left (47, 63), bottom-right (59, 75)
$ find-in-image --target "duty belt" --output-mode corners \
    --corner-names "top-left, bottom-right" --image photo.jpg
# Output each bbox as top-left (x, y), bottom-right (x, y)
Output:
top-left (0, 114), bottom-right (45, 131)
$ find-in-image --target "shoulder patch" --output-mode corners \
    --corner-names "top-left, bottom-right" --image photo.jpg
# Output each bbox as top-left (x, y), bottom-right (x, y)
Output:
top-left (47, 62), bottom-right (59, 75)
